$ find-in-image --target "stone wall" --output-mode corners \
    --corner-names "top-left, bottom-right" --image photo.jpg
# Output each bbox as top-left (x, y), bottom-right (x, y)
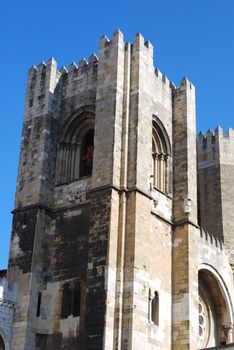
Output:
top-left (0, 271), bottom-right (17, 350)
top-left (197, 127), bottom-right (234, 264)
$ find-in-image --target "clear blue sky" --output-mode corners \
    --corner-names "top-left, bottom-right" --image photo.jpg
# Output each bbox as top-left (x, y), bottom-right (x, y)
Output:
top-left (1, 0), bottom-right (234, 268)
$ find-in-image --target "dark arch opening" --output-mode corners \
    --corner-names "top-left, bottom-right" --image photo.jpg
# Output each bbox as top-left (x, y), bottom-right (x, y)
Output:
top-left (80, 129), bottom-right (94, 177)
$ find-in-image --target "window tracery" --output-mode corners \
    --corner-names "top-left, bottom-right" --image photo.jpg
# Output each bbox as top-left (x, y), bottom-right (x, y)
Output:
top-left (198, 293), bottom-right (210, 348)
top-left (152, 118), bottom-right (171, 194)
top-left (56, 110), bottom-right (94, 184)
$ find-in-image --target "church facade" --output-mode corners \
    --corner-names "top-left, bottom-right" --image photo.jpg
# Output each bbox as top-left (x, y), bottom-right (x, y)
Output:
top-left (4, 30), bottom-right (234, 349)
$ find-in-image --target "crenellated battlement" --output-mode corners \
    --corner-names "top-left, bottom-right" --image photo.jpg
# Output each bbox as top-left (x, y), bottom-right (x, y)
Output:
top-left (25, 52), bottom-right (99, 120)
top-left (200, 228), bottom-right (223, 251)
top-left (154, 72), bottom-right (195, 97)
top-left (98, 30), bottom-right (176, 92)
top-left (26, 52), bottom-right (98, 87)
top-left (179, 76), bottom-right (194, 90)
top-left (154, 67), bottom-right (171, 87)
top-left (197, 126), bottom-right (234, 164)
top-left (62, 56), bottom-right (98, 100)
top-left (25, 57), bottom-right (62, 120)
top-left (62, 53), bottom-right (98, 78)
top-left (197, 128), bottom-right (217, 151)
top-left (98, 29), bottom-right (154, 55)
top-left (198, 126), bottom-right (234, 145)
top-left (133, 32), bottom-right (154, 57)
top-left (27, 57), bottom-right (60, 88)
top-left (63, 54), bottom-right (98, 84)
top-left (153, 56), bottom-right (194, 92)
top-left (25, 29), bottom-right (197, 120)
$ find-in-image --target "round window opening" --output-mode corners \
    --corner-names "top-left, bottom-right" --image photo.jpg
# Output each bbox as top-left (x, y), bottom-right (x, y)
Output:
top-left (198, 293), bottom-right (211, 348)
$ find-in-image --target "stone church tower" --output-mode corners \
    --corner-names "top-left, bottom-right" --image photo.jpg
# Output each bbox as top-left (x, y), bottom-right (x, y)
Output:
top-left (5, 30), bottom-right (234, 350)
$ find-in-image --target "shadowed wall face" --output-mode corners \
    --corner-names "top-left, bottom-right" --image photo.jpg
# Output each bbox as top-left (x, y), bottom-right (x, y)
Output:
top-left (197, 129), bottom-right (234, 264)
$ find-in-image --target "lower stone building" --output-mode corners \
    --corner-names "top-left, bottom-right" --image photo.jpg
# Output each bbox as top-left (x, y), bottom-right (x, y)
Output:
top-left (0, 270), bottom-right (16, 350)
top-left (5, 30), bottom-right (234, 349)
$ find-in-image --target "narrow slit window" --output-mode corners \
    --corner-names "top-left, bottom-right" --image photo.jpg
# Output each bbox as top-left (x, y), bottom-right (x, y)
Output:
top-left (61, 283), bottom-right (72, 319)
top-left (61, 282), bottom-right (81, 319)
top-left (36, 292), bottom-right (42, 317)
top-left (72, 284), bottom-right (81, 317)
top-left (151, 291), bottom-right (159, 325)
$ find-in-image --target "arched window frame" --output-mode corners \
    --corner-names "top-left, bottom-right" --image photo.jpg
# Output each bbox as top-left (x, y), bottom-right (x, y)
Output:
top-left (56, 108), bottom-right (95, 184)
top-left (152, 116), bottom-right (171, 194)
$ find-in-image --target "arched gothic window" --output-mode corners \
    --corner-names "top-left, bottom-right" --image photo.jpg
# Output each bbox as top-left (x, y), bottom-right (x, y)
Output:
top-left (152, 117), bottom-right (171, 193)
top-left (56, 110), bottom-right (94, 184)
